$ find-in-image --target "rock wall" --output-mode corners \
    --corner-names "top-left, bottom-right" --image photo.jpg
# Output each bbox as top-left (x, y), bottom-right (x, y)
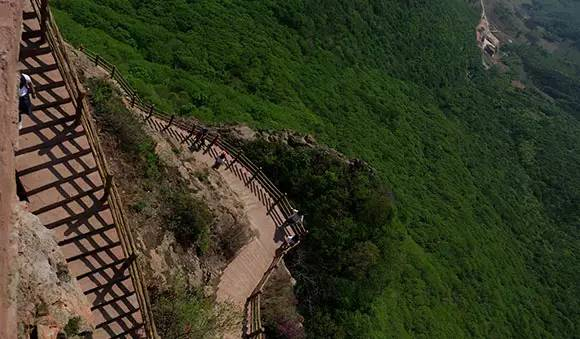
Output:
top-left (0, 1), bottom-right (22, 338)
top-left (15, 204), bottom-right (94, 338)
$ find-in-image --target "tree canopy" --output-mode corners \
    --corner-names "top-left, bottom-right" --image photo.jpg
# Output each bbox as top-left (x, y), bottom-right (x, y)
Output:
top-left (53, 0), bottom-right (580, 337)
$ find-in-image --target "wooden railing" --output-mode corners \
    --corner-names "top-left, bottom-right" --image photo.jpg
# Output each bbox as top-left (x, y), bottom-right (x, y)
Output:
top-left (58, 20), bottom-right (306, 339)
top-left (78, 47), bottom-right (307, 338)
top-left (31, 1), bottom-right (158, 337)
top-left (78, 46), bottom-right (307, 239)
top-left (245, 240), bottom-right (300, 338)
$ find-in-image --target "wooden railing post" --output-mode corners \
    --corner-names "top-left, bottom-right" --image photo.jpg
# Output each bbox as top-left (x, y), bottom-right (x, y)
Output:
top-left (40, 0), bottom-right (49, 34)
top-left (101, 174), bottom-right (114, 201)
top-left (267, 193), bottom-right (286, 215)
top-left (74, 91), bottom-right (86, 125)
top-left (110, 65), bottom-right (116, 79)
top-left (248, 327), bottom-right (265, 338)
top-left (94, 55), bottom-right (100, 67)
top-left (182, 124), bottom-right (197, 144)
top-left (130, 95), bottom-right (136, 108)
top-left (203, 135), bottom-right (219, 155)
top-left (163, 115), bottom-right (175, 131)
top-left (266, 261), bottom-right (279, 275)
top-left (227, 150), bottom-right (242, 169)
top-left (146, 105), bottom-right (154, 120)
top-left (246, 167), bottom-right (261, 187)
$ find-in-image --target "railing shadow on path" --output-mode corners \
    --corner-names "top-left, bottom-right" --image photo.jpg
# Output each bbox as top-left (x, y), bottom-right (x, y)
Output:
top-left (17, 0), bottom-right (157, 337)
top-left (77, 47), bottom-right (308, 338)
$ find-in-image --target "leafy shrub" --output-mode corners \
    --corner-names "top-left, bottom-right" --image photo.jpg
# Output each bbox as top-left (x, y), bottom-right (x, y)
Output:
top-left (241, 140), bottom-right (396, 337)
top-left (217, 220), bottom-right (253, 260)
top-left (63, 317), bottom-right (81, 336)
top-left (151, 281), bottom-right (238, 339)
top-left (87, 78), bottom-right (160, 179)
top-left (163, 188), bottom-right (213, 254)
top-left (262, 267), bottom-right (305, 339)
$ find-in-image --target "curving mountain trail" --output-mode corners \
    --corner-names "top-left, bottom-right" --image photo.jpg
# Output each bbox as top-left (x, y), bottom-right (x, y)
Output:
top-left (74, 39), bottom-right (305, 338)
top-left (131, 109), bottom-right (287, 309)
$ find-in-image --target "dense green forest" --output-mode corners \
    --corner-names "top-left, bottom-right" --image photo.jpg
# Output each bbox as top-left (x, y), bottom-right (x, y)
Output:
top-left (52, 0), bottom-right (580, 337)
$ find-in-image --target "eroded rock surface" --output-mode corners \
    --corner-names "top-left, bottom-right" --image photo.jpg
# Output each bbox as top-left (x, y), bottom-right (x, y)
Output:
top-left (1, 1), bottom-right (23, 337)
top-left (15, 204), bottom-right (94, 338)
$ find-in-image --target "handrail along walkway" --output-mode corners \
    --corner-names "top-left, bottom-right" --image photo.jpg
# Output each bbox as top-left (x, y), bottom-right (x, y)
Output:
top-left (78, 47), bottom-right (307, 236)
top-left (77, 47), bottom-right (307, 338)
top-left (31, 0), bottom-right (158, 337)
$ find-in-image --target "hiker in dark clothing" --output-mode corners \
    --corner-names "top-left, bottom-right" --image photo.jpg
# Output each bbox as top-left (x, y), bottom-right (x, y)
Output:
top-left (212, 152), bottom-right (227, 170)
top-left (281, 209), bottom-right (304, 228)
top-left (284, 234), bottom-right (297, 247)
top-left (18, 72), bottom-right (35, 130)
top-left (193, 127), bottom-right (209, 149)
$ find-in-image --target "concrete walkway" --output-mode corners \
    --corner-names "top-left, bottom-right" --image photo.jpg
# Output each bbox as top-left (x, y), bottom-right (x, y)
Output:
top-left (16, 3), bottom-right (145, 338)
top-left (136, 114), bottom-right (291, 308)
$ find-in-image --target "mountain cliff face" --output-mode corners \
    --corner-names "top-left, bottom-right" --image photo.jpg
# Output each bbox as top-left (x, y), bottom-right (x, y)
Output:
top-left (15, 204), bottom-right (95, 338)
top-left (52, 0), bottom-right (580, 337)
top-left (0, 1), bottom-right (22, 337)
top-left (486, 0), bottom-right (580, 117)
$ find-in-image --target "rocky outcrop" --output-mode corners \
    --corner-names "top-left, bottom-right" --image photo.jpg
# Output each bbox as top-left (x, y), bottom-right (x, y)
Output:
top-left (0, 1), bottom-right (23, 337)
top-left (15, 204), bottom-right (94, 338)
top-left (217, 125), bottom-right (317, 149)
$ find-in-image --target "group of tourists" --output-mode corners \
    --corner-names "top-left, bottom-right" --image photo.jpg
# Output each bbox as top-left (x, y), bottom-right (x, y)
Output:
top-left (191, 127), bottom-right (209, 150)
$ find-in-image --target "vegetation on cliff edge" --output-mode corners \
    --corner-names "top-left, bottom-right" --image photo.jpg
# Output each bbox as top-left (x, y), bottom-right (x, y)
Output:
top-left (59, 1), bottom-right (580, 337)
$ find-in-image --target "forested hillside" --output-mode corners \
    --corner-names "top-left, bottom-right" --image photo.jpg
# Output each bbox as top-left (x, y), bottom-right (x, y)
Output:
top-left (52, 0), bottom-right (580, 337)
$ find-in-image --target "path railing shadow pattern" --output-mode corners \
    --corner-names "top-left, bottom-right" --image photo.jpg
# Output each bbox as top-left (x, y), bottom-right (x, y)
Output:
top-left (78, 48), bottom-right (308, 338)
top-left (16, 1), bottom-right (156, 338)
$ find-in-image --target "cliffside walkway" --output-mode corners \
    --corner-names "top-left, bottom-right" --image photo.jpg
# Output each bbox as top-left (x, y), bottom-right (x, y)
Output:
top-left (16, 1), bottom-right (156, 337)
top-left (16, 0), bottom-right (307, 337)
top-left (80, 47), bottom-right (307, 338)
top-left (141, 113), bottom-right (289, 305)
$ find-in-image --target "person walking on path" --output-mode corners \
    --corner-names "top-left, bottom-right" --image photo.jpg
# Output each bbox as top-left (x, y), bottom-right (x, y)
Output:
top-left (281, 208), bottom-right (303, 228)
top-left (192, 127), bottom-right (209, 150)
top-left (212, 152), bottom-right (227, 170)
top-left (284, 234), bottom-right (297, 247)
top-left (18, 72), bottom-right (35, 130)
